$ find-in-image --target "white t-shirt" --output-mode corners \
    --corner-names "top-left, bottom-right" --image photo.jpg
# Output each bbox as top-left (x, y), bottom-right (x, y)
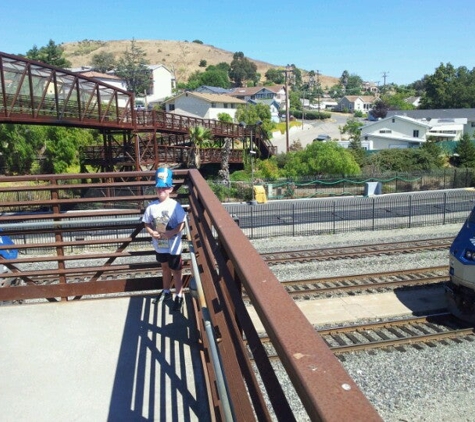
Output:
top-left (142, 197), bottom-right (186, 255)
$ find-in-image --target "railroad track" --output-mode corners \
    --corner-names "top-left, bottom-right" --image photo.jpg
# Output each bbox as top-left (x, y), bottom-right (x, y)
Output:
top-left (260, 236), bottom-right (453, 265)
top-left (242, 266), bottom-right (449, 302)
top-left (280, 266), bottom-right (449, 297)
top-left (251, 313), bottom-right (475, 359)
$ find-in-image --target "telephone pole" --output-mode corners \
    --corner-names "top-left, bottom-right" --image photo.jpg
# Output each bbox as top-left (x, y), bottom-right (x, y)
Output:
top-left (282, 65), bottom-right (294, 153)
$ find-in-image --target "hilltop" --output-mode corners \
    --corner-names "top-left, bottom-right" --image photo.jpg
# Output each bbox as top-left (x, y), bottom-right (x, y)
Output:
top-left (61, 39), bottom-right (339, 88)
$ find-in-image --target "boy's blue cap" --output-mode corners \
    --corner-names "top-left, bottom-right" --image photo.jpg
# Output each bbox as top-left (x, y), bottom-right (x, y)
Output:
top-left (155, 167), bottom-right (173, 188)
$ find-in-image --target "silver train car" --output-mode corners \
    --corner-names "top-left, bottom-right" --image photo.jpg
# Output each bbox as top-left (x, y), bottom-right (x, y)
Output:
top-left (447, 208), bottom-right (475, 323)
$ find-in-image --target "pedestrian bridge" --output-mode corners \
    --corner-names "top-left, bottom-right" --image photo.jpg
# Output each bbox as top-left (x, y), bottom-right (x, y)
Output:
top-left (0, 52), bottom-right (275, 171)
top-left (0, 169), bottom-right (381, 421)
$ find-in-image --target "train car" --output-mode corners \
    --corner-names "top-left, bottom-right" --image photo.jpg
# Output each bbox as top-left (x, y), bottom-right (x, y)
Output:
top-left (447, 207), bottom-right (475, 323)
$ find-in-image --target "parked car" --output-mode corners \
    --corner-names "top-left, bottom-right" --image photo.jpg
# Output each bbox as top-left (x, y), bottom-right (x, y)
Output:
top-left (134, 100), bottom-right (146, 111)
top-left (313, 134), bottom-right (332, 142)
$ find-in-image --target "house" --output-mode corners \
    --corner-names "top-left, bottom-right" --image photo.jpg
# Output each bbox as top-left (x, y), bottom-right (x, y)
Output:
top-left (359, 115), bottom-right (431, 150)
top-left (404, 96), bottom-right (421, 108)
top-left (163, 91), bottom-right (246, 120)
top-left (74, 64), bottom-right (176, 107)
top-left (73, 70), bottom-right (127, 91)
top-left (228, 85), bottom-right (286, 107)
top-left (426, 118), bottom-right (467, 141)
top-left (387, 109), bottom-right (475, 138)
top-left (337, 95), bottom-right (375, 113)
top-left (140, 64), bottom-right (176, 105)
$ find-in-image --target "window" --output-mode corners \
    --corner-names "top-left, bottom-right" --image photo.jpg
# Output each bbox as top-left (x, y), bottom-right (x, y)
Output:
top-left (379, 130), bottom-right (392, 134)
top-left (224, 103), bottom-right (228, 109)
top-left (169, 104), bottom-right (175, 111)
top-left (392, 118), bottom-right (395, 123)
top-left (211, 102), bottom-right (216, 108)
top-left (413, 130), bottom-right (419, 138)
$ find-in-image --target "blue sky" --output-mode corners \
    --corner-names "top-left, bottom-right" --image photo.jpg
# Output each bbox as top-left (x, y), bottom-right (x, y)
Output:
top-left (1, 0), bottom-right (473, 85)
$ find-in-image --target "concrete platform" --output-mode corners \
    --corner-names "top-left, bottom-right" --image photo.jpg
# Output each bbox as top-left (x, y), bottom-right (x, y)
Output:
top-left (0, 294), bottom-right (210, 422)
top-left (247, 286), bottom-right (448, 333)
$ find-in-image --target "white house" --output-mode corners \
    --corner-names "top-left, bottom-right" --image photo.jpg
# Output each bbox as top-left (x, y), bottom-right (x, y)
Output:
top-left (337, 95), bottom-right (375, 113)
top-left (360, 115), bottom-right (431, 149)
top-left (426, 118), bottom-right (467, 141)
top-left (163, 91), bottom-right (246, 120)
top-left (74, 64), bottom-right (175, 107)
top-left (387, 109), bottom-right (475, 138)
top-left (140, 64), bottom-right (176, 106)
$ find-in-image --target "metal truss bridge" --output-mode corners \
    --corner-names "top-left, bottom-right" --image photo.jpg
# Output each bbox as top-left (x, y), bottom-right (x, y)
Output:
top-left (0, 51), bottom-right (276, 171)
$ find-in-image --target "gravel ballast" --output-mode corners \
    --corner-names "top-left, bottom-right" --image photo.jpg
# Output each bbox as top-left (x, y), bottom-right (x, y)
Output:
top-left (251, 223), bottom-right (475, 422)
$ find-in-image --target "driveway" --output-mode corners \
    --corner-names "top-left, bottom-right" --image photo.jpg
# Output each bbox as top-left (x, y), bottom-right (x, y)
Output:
top-left (270, 113), bottom-right (352, 153)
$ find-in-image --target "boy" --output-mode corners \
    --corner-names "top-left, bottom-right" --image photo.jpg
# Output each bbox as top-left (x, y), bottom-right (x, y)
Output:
top-left (142, 167), bottom-right (187, 311)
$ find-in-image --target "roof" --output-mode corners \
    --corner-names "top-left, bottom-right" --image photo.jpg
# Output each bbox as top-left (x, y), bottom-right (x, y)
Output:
top-left (229, 85), bottom-right (284, 97)
top-left (164, 91), bottom-right (246, 104)
top-left (387, 108), bottom-right (475, 121)
top-left (195, 86), bottom-right (233, 94)
top-left (75, 71), bottom-right (121, 80)
top-left (363, 114), bottom-right (431, 130)
top-left (341, 95), bottom-right (376, 103)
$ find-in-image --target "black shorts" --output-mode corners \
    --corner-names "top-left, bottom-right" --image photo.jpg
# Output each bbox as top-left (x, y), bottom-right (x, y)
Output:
top-left (155, 253), bottom-right (182, 271)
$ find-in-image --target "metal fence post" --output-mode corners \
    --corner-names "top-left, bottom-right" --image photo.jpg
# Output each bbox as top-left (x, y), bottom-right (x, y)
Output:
top-left (292, 203), bottom-right (295, 237)
top-left (408, 195), bottom-right (412, 228)
top-left (372, 197), bottom-right (375, 231)
top-left (443, 191), bottom-right (447, 225)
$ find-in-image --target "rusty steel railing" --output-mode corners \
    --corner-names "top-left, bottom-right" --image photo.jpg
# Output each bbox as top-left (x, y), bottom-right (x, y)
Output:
top-left (0, 169), bottom-right (381, 421)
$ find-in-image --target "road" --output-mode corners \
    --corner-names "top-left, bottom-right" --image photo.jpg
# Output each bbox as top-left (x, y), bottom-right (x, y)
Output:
top-left (270, 112), bottom-right (351, 153)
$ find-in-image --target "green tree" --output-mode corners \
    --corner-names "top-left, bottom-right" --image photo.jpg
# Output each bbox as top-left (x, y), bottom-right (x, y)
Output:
top-left (265, 68), bottom-right (285, 84)
top-left (229, 52), bottom-right (257, 87)
top-left (115, 39), bottom-right (150, 95)
top-left (283, 142), bottom-right (360, 177)
top-left (41, 127), bottom-right (97, 174)
top-left (25, 39), bottom-right (71, 68)
top-left (370, 99), bottom-right (389, 119)
top-left (340, 117), bottom-right (363, 139)
top-left (0, 125), bottom-right (45, 174)
top-left (217, 113), bottom-right (233, 123)
top-left (455, 133), bottom-right (475, 167)
top-left (348, 138), bottom-right (366, 167)
top-left (235, 103), bottom-right (272, 133)
top-left (91, 52), bottom-right (116, 73)
top-left (188, 126), bottom-right (213, 168)
top-left (420, 63), bottom-right (475, 109)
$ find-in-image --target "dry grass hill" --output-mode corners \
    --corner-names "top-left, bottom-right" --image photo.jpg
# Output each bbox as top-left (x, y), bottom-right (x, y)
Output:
top-left (62, 39), bottom-right (339, 88)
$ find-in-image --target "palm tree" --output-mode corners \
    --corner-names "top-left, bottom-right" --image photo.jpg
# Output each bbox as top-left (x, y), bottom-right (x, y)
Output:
top-left (187, 126), bottom-right (213, 168)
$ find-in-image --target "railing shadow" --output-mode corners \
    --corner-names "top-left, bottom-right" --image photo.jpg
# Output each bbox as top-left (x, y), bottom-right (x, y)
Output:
top-left (108, 295), bottom-right (209, 421)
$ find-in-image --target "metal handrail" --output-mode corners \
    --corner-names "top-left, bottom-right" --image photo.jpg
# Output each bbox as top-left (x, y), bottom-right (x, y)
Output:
top-left (185, 216), bottom-right (235, 421)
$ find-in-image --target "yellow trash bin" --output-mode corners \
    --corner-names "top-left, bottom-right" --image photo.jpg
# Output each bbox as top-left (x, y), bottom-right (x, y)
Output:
top-left (254, 185), bottom-right (267, 204)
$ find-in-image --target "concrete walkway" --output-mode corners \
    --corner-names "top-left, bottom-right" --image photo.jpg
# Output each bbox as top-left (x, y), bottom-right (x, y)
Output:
top-left (0, 295), bottom-right (210, 422)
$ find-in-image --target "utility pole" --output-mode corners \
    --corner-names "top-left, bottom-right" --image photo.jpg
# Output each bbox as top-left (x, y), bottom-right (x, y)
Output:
top-left (382, 71), bottom-right (389, 87)
top-left (316, 70), bottom-right (321, 111)
top-left (282, 65), bottom-right (294, 153)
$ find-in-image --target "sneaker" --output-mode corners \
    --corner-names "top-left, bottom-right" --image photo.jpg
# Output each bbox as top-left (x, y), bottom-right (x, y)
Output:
top-left (173, 296), bottom-right (184, 311)
top-left (152, 291), bottom-right (172, 304)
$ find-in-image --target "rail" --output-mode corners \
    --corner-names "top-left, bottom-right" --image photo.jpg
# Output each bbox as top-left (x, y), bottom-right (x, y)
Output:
top-left (0, 169), bottom-right (381, 421)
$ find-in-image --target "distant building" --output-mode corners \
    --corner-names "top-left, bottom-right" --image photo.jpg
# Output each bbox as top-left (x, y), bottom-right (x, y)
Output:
top-left (228, 85), bottom-right (286, 107)
top-left (163, 91), bottom-right (245, 120)
top-left (337, 95), bottom-right (375, 113)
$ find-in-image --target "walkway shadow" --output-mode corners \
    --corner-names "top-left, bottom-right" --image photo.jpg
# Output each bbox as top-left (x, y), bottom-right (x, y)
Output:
top-left (108, 295), bottom-right (209, 421)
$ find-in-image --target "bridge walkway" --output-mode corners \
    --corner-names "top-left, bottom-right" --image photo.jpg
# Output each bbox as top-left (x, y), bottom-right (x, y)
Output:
top-left (0, 294), bottom-right (210, 421)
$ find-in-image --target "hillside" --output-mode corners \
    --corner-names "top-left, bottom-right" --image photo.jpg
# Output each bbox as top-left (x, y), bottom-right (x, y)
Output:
top-left (62, 39), bottom-right (339, 88)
